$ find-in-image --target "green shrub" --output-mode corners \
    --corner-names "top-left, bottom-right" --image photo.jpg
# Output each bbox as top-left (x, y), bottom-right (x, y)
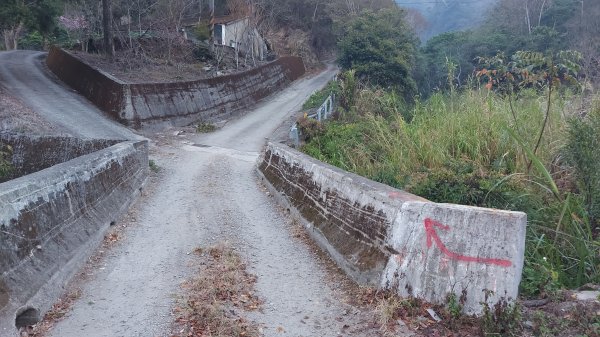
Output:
top-left (302, 87), bottom-right (600, 295)
top-left (480, 291), bottom-right (522, 336)
top-left (19, 31), bottom-right (44, 50)
top-left (302, 80), bottom-right (339, 110)
top-left (564, 108), bottom-right (600, 231)
top-left (0, 143), bottom-right (13, 180)
top-left (194, 22), bottom-right (211, 41)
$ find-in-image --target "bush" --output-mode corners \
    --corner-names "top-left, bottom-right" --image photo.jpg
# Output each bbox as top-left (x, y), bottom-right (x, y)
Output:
top-left (302, 80), bottom-right (339, 110)
top-left (564, 108), bottom-right (600, 232)
top-left (19, 31), bottom-right (44, 50)
top-left (0, 143), bottom-right (13, 180)
top-left (194, 22), bottom-right (211, 41)
top-left (302, 87), bottom-right (600, 295)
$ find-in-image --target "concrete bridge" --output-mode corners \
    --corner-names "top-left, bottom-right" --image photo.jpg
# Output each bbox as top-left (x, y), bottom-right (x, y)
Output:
top-left (0, 49), bottom-right (525, 337)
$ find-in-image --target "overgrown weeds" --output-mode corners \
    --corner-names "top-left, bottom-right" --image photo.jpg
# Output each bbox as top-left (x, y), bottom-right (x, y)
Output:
top-left (149, 159), bottom-right (160, 173)
top-left (302, 84), bottom-right (600, 296)
top-left (0, 142), bottom-right (13, 180)
top-left (480, 291), bottom-right (522, 336)
top-left (196, 122), bottom-right (216, 133)
top-left (171, 243), bottom-right (261, 337)
top-left (302, 80), bottom-right (339, 110)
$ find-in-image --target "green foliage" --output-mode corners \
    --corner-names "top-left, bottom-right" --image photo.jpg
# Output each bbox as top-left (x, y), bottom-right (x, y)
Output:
top-left (302, 86), bottom-right (600, 295)
top-left (0, 143), bottom-right (13, 180)
top-left (196, 122), bottom-right (216, 133)
top-left (0, 0), bottom-right (31, 31)
top-left (338, 70), bottom-right (357, 114)
top-left (18, 30), bottom-right (44, 50)
top-left (194, 22), bottom-right (211, 41)
top-left (564, 109), bottom-right (600, 229)
top-left (445, 293), bottom-right (463, 321)
top-left (480, 291), bottom-right (522, 337)
top-left (148, 159), bottom-right (160, 173)
top-left (476, 50), bottom-right (582, 94)
top-left (302, 80), bottom-right (339, 110)
top-left (1, 0), bottom-right (61, 34)
top-left (337, 8), bottom-right (418, 99)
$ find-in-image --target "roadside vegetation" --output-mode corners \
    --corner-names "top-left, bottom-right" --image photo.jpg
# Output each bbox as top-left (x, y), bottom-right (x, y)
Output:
top-left (294, 0), bottom-right (600, 325)
top-left (0, 143), bottom-right (13, 181)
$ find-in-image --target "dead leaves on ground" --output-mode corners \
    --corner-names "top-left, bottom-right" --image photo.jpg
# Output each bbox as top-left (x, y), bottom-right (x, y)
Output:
top-left (171, 243), bottom-right (262, 337)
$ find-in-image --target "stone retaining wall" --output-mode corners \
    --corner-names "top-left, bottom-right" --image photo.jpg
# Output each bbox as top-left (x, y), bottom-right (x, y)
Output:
top-left (46, 48), bottom-right (305, 129)
top-left (0, 140), bottom-right (148, 335)
top-left (258, 142), bottom-right (527, 315)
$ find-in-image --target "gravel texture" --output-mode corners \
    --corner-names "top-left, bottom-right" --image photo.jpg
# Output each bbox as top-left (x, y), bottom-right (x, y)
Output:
top-left (6, 61), bottom-right (387, 337)
top-left (0, 50), bottom-right (140, 140)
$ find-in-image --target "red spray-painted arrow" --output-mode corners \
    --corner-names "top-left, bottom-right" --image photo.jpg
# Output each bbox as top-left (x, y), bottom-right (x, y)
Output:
top-left (424, 218), bottom-right (512, 267)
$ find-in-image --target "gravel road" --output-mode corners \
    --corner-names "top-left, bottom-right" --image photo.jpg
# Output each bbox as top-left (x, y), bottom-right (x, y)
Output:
top-left (0, 56), bottom-right (385, 337)
top-left (0, 50), bottom-right (139, 140)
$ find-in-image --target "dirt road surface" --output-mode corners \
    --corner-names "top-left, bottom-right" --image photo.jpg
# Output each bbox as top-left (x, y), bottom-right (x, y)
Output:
top-left (0, 51), bottom-right (139, 140)
top-left (0, 53), bottom-right (385, 336)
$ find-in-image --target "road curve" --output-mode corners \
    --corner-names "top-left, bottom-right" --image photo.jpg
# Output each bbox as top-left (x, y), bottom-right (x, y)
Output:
top-left (0, 50), bottom-right (139, 140)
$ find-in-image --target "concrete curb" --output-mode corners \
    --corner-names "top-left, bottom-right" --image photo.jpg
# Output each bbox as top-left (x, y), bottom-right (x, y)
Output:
top-left (0, 140), bottom-right (148, 335)
top-left (257, 142), bottom-right (526, 315)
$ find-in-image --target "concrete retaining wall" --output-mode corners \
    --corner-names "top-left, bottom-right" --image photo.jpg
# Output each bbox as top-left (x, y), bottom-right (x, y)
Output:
top-left (0, 133), bottom-right (120, 183)
top-left (257, 142), bottom-right (526, 315)
top-left (46, 48), bottom-right (305, 129)
top-left (45, 48), bottom-right (127, 120)
top-left (0, 140), bottom-right (148, 335)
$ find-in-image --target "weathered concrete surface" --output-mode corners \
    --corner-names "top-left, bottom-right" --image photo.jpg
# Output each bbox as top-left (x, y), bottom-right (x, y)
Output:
top-left (46, 47), bottom-right (306, 129)
top-left (0, 140), bottom-right (148, 335)
top-left (0, 51), bottom-right (140, 140)
top-left (258, 142), bottom-right (527, 314)
top-left (0, 132), bottom-right (120, 182)
top-left (258, 142), bottom-right (426, 285)
top-left (44, 48), bottom-right (128, 121)
top-left (382, 202), bottom-right (526, 315)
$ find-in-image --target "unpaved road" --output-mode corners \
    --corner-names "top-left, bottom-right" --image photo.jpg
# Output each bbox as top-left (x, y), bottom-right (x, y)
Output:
top-left (0, 51), bottom-right (139, 140)
top-left (1, 53), bottom-right (383, 336)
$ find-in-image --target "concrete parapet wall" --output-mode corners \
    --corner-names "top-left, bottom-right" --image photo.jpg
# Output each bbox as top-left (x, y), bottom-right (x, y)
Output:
top-left (46, 48), bottom-right (305, 129)
top-left (45, 48), bottom-right (127, 121)
top-left (257, 142), bottom-right (526, 315)
top-left (0, 140), bottom-right (148, 335)
top-left (0, 132), bottom-right (120, 182)
top-left (258, 142), bottom-right (427, 284)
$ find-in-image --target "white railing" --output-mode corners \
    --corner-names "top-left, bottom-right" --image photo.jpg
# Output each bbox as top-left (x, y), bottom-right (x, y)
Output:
top-left (289, 93), bottom-right (335, 147)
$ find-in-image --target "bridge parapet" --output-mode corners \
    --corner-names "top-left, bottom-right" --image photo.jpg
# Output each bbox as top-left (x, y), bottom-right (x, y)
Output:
top-left (258, 142), bottom-right (526, 315)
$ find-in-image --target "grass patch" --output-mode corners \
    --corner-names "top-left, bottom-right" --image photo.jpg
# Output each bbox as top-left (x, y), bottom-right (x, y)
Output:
top-left (149, 159), bottom-right (160, 173)
top-left (302, 80), bottom-right (339, 110)
top-left (196, 122), bottom-right (217, 133)
top-left (0, 142), bottom-right (13, 180)
top-left (302, 87), bottom-right (600, 295)
top-left (362, 288), bottom-right (600, 337)
top-left (172, 243), bottom-right (262, 337)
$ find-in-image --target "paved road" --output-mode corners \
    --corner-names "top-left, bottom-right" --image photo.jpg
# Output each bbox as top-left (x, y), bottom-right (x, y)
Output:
top-left (0, 53), bottom-right (384, 336)
top-left (0, 51), bottom-right (139, 140)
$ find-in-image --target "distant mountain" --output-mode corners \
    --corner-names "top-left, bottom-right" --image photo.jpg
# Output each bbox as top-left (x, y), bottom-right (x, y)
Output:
top-left (396, 0), bottom-right (499, 41)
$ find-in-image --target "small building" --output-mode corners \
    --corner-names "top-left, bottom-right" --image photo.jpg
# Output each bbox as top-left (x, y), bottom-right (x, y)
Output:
top-left (212, 15), bottom-right (267, 61)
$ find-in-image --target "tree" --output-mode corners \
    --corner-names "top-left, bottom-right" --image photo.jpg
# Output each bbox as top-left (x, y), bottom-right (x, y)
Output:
top-left (102, 0), bottom-right (114, 57)
top-left (0, 0), bottom-right (61, 50)
top-left (337, 8), bottom-right (418, 99)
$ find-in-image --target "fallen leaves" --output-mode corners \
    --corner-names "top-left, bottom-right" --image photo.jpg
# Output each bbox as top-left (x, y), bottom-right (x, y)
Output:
top-left (171, 242), bottom-right (263, 337)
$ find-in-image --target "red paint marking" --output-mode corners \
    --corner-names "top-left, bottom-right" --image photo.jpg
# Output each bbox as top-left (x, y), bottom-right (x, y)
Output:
top-left (424, 218), bottom-right (512, 267)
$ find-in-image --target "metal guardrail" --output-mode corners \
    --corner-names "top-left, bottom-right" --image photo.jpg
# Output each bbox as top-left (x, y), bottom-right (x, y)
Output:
top-left (290, 93), bottom-right (335, 147)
